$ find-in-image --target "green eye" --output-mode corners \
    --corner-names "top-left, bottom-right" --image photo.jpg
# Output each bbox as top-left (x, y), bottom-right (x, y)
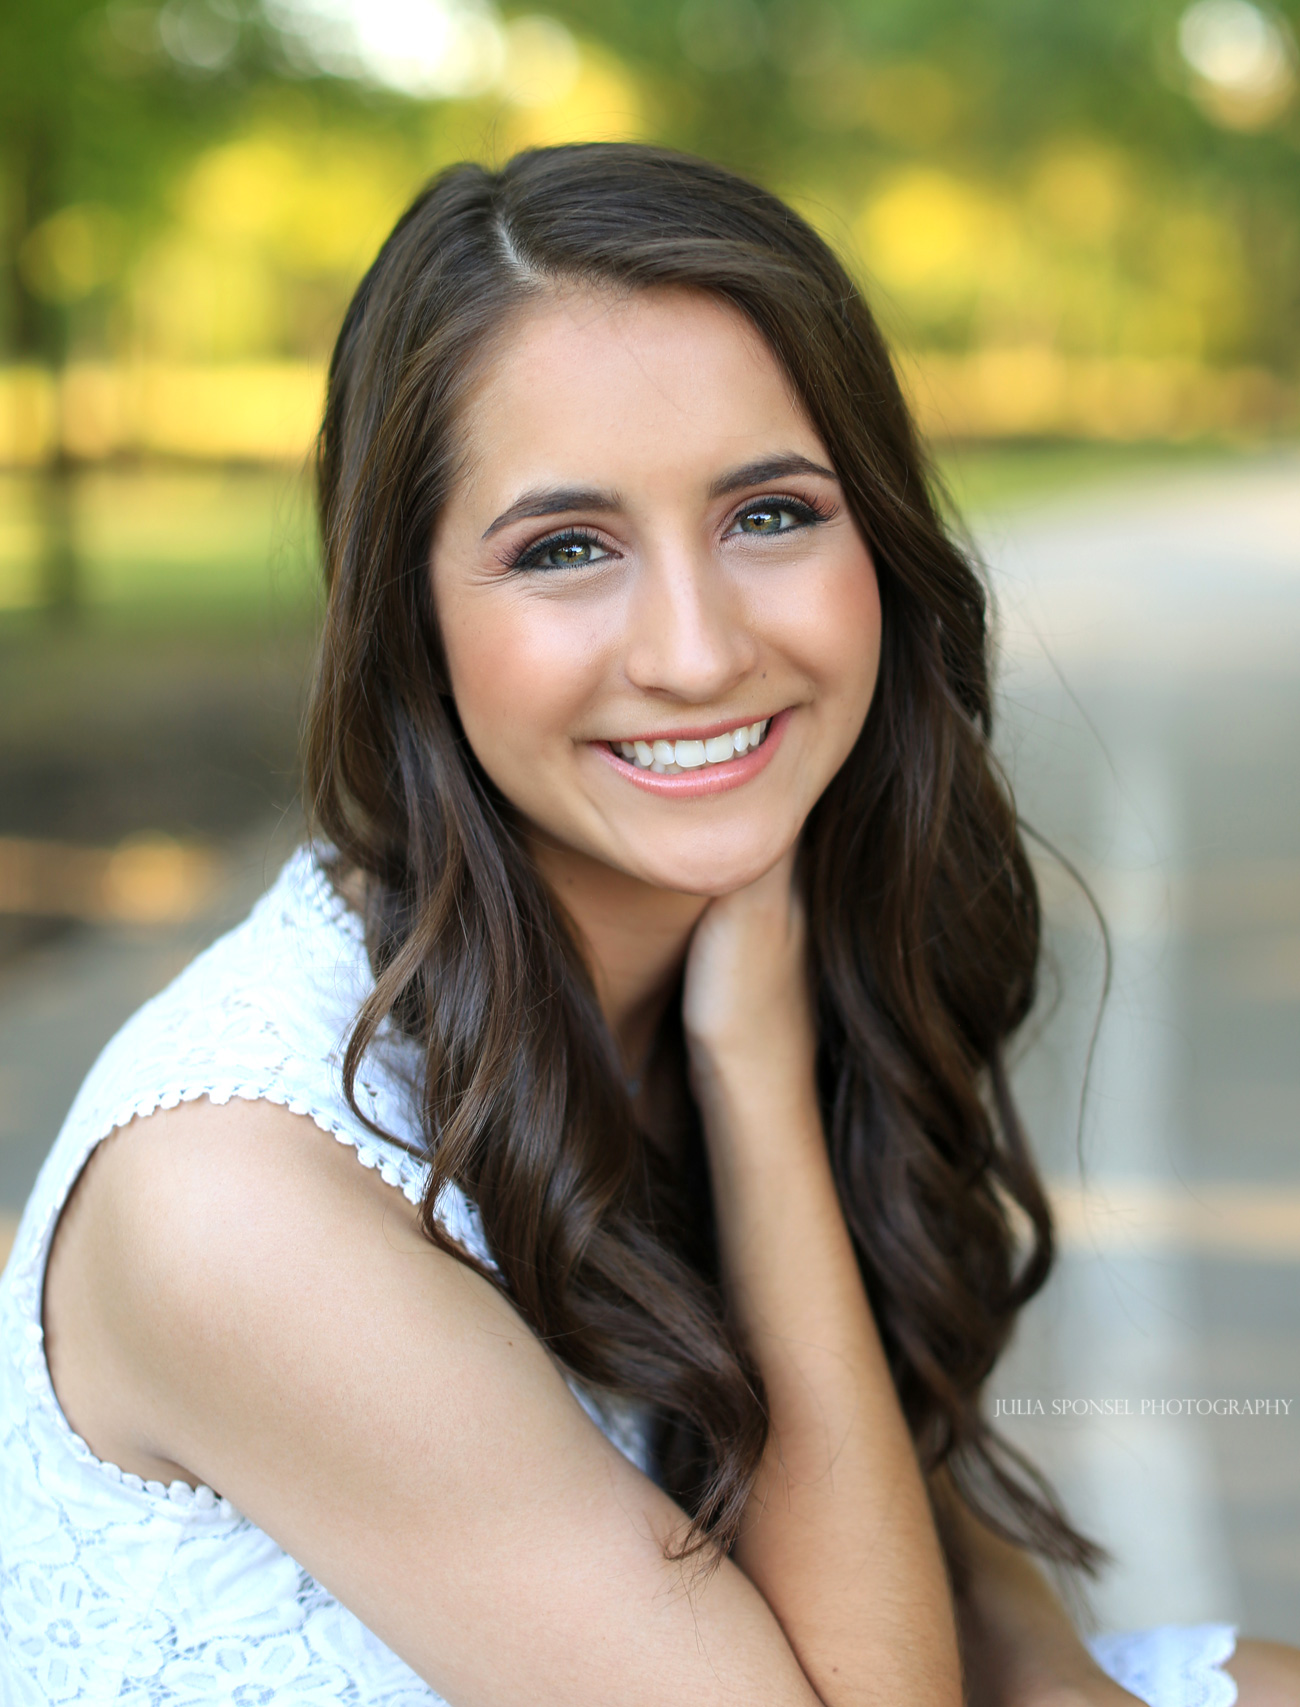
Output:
top-left (543, 539), bottom-right (600, 567)
top-left (737, 507), bottom-right (787, 533)
top-left (729, 497), bottom-right (824, 537)
top-left (514, 530), bottom-right (610, 571)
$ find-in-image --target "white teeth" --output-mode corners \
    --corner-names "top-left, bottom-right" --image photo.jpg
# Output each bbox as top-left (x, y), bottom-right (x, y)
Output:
top-left (617, 717), bottom-right (773, 771)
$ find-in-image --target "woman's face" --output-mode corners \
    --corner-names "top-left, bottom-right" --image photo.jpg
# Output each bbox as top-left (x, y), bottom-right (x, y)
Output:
top-left (431, 287), bottom-right (882, 899)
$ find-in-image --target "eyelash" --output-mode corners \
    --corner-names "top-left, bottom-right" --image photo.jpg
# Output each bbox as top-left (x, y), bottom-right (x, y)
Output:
top-left (503, 493), bottom-right (834, 572)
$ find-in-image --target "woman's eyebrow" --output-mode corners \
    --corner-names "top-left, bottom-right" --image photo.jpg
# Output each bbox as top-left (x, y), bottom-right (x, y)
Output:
top-left (482, 486), bottom-right (622, 539)
top-left (708, 453), bottom-right (837, 497)
top-left (480, 454), bottom-right (837, 540)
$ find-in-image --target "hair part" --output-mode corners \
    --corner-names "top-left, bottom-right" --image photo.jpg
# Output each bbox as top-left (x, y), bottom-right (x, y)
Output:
top-left (305, 141), bottom-right (1105, 1577)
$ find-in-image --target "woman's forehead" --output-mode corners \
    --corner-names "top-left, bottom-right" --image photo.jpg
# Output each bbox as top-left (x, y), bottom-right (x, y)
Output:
top-left (449, 286), bottom-right (826, 516)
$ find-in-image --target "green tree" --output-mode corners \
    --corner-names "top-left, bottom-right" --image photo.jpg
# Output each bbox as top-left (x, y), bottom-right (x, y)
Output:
top-left (0, 0), bottom-right (289, 612)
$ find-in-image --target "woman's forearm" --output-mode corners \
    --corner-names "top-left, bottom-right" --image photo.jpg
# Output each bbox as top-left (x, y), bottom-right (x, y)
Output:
top-left (698, 1062), bottom-right (963, 1707)
top-left (931, 1470), bottom-right (1138, 1707)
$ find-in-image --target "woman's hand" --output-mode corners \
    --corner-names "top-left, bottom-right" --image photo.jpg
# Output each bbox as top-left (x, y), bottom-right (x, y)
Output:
top-left (680, 847), bottom-right (816, 1113)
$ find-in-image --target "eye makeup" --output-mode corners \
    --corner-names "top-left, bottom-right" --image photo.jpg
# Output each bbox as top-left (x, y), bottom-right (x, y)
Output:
top-left (501, 489), bottom-right (835, 573)
top-left (506, 527), bottom-right (615, 573)
top-left (724, 494), bottom-right (834, 536)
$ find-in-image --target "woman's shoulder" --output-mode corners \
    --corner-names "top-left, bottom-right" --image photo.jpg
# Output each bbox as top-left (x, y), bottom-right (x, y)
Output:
top-left (4, 846), bottom-right (491, 1323)
top-left (41, 1091), bottom-right (440, 1487)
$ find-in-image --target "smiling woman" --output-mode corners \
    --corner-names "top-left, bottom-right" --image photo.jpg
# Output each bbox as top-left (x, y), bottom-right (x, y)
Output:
top-left (2, 143), bottom-right (1296, 1707)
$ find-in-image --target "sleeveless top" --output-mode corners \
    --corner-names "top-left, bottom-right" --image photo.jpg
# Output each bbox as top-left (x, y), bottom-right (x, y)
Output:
top-left (0, 847), bottom-right (1239, 1706)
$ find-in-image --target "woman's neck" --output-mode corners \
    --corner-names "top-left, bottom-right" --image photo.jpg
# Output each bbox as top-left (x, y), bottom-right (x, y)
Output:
top-left (530, 839), bottom-right (709, 1078)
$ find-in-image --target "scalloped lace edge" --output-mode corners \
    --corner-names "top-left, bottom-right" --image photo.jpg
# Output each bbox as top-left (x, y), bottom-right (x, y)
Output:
top-left (1089, 1623), bottom-right (1239, 1707)
top-left (295, 841), bottom-right (366, 944)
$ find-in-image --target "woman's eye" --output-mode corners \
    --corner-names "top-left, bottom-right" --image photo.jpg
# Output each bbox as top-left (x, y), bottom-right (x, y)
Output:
top-left (514, 530), bottom-right (610, 571)
top-left (729, 500), bottom-right (819, 537)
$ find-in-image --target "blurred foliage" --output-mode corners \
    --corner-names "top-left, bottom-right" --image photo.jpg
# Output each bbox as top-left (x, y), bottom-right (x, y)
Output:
top-left (2, 0), bottom-right (1298, 378)
top-left (0, 466), bottom-right (318, 620)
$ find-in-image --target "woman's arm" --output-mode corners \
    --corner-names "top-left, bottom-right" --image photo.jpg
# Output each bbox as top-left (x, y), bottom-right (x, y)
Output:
top-left (683, 853), bottom-right (964, 1707)
top-left (930, 1470), bottom-right (1142, 1707)
top-left (49, 1096), bottom-right (827, 1707)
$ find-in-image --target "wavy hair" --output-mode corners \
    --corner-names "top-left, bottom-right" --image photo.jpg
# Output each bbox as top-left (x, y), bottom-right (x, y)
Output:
top-left (305, 142), bottom-right (1103, 1577)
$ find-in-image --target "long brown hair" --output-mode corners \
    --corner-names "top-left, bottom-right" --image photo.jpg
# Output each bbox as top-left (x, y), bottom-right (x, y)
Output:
top-left (305, 141), bottom-right (1102, 1576)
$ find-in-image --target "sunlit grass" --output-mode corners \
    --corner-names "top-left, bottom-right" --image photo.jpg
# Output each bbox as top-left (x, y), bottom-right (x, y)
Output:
top-left (0, 466), bottom-right (320, 624)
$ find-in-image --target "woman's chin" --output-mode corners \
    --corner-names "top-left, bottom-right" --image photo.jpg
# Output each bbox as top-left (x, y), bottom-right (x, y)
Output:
top-left (621, 837), bottom-right (799, 900)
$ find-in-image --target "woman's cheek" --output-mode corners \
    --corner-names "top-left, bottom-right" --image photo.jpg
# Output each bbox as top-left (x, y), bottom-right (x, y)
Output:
top-left (768, 549), bottom-right (881, 717)
top-left (449, 596), bottom-right (602, 777)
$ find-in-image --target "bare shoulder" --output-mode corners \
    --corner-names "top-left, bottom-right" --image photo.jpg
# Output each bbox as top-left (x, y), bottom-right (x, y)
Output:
top-left (54, 1092), bottom-right (436, 1305)
top-left (57, 1091), bottom-right (412, 1233)
top-left (45, 1094), bottom-right (515, 1477)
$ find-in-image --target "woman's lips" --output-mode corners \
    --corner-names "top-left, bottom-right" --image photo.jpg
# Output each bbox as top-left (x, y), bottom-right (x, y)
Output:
top-left (593, 707), bottom-right (792, 797)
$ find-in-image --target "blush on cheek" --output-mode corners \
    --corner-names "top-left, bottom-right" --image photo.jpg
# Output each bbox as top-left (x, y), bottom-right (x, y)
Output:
top-left (774, 549), bottom-right (882, 713)
top-left (439, 592), bottom-right (606, 797)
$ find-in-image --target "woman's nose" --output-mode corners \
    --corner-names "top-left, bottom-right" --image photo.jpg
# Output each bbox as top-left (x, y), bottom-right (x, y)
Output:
top-left (622, 543), bottom-right (758, 704)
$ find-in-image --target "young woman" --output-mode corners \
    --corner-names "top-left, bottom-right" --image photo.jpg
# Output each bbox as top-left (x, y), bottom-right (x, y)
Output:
top-left (1, 144), bottom-right (1295, 1707)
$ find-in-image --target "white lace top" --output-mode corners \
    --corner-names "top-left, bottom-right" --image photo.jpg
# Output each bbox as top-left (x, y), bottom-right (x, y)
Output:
top-left (0, 848), bottom-right (1239, 1705)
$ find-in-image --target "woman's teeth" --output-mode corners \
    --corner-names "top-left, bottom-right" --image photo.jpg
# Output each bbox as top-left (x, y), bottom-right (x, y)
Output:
top-left (612, 719), bottom-right (770, 774)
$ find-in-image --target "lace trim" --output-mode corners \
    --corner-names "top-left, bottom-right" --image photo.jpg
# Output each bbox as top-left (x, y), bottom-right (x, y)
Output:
top-left (296, 844), bottom-right (366, 946)
top-left (9, 1082), bottom-right (433, 1520)
top-left (1089, 1623), bottom-right (1239, 1707)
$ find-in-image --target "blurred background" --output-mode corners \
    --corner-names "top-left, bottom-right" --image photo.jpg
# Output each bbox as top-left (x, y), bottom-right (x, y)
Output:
top-left (1, 0), bottom-right (1297, 1643)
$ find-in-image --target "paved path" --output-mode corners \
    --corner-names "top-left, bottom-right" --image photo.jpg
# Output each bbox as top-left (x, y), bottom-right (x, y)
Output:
top-left (1, 454), bottom-right (1296, 1639)
top-left (977, 452), bottom-right (1300, 1639)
